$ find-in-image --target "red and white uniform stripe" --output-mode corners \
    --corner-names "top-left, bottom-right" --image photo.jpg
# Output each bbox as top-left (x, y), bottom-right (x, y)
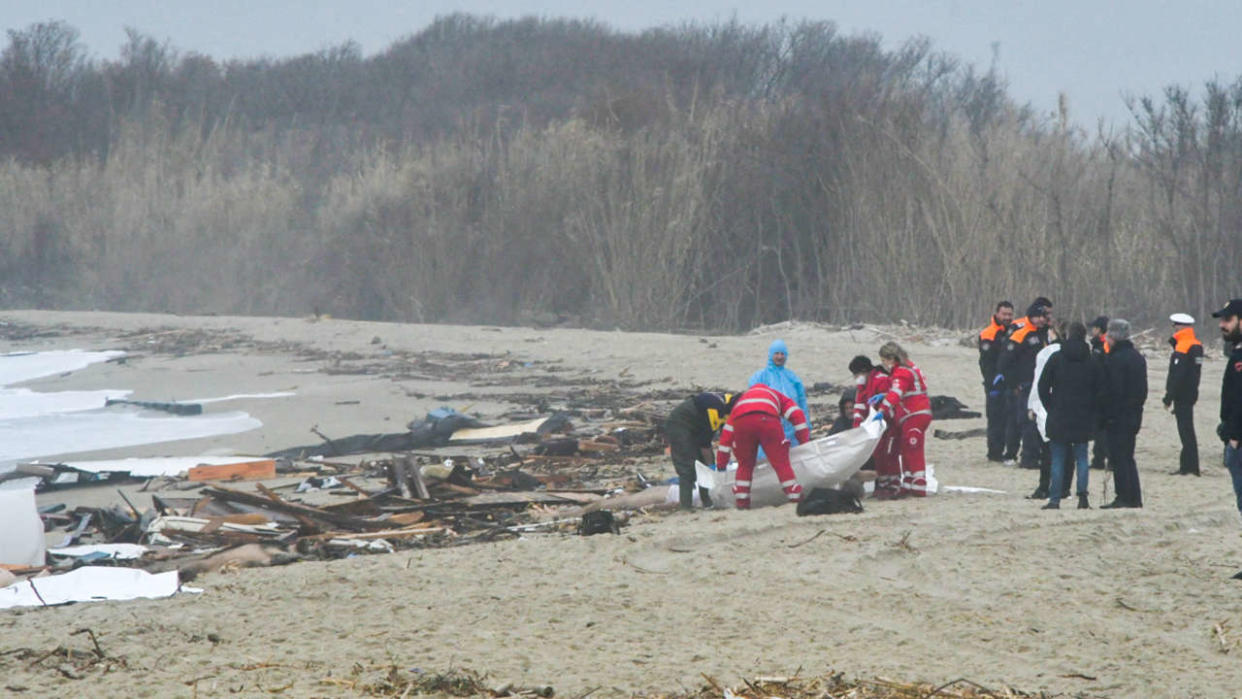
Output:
top-left (715, 384), bottom-right (809, 508)
top-left (876, 362), bottom-right (932, 497)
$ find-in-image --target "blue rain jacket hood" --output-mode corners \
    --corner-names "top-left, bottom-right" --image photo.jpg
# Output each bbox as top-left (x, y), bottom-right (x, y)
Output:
top-left (767, 339), bottom-right (789, 366)
top-left (749, 339), bottom-right (811, 443)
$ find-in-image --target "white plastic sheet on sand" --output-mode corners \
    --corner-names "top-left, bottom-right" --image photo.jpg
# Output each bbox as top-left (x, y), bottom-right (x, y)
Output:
top-left (0, 488), bottom-right (45, 566)
top-left (47, 544), bottom-right (149, 560)
top-left (52, 455), bottom-right (272, 478)
top-left (696, 416), bottom-right (885, 509)
top-left (0, 567), bottom-right (195, 610)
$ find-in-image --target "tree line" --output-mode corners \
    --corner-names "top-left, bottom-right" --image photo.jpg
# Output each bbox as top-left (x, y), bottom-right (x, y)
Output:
top-left (1, 15), bottom-right (1240, 331)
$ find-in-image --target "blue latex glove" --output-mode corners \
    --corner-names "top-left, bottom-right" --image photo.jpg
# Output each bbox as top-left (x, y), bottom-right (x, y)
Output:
top-left (992, 374), bottom-right (1004, 387)
top-left (868, 411), bottom-right (884, 423)
top-left (867, 394), bottom-right (884, 406)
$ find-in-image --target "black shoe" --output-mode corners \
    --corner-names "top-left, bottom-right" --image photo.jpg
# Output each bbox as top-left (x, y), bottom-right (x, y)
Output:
top-left (1169, 469), bottom-right (1189, 476)
top-left (1232, 570), bottom-right (1242, 580)
top-left (1041, 501), bottom-right (1060, 510)
top-left (1100, 499), bottom-right (1125, 509)
top-left (1026, 488), bottom-right (1048, 500)
top-left (1077, 494), bottom-right (1090, 509)
top-left (987, 455), bottom-right (1004, 463)
top-left (1018, 461), bottom-right (1040, 470)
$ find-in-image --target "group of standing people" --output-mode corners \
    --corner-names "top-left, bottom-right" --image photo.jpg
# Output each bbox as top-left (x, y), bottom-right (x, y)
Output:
top-left (664, 338), bottom-right (931, 510)
top-left (977, 297), bottom-right (1206, 510)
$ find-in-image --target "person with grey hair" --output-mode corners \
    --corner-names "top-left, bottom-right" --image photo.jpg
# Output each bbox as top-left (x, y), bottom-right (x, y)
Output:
top-left (1100, 318), bottom-right (1148, 508)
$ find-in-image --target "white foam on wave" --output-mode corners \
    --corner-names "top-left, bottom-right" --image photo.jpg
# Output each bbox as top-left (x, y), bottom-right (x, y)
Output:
top-left (0, 349), bottom-right (263, 469)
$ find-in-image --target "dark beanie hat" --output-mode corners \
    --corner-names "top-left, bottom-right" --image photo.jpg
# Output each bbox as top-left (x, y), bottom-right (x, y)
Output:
top-left (848, 355), bottom-right (874, 374)
top-left (1089, 315), bottom-right (1109, 332)
top-left (1027, 303), bottom-right (1049, 319)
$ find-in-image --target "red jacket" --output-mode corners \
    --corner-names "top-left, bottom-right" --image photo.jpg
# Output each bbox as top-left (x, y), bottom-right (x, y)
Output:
top-left (853, 368), bottom-right (892, 427)
top-left (878, 363), bottom-right (931, 422)
top-left (716, 384), bottom-right (810, 469)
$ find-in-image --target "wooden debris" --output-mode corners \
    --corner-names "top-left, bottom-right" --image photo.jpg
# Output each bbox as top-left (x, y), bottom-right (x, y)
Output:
top-left (187, 460), bottom-right (277, 482)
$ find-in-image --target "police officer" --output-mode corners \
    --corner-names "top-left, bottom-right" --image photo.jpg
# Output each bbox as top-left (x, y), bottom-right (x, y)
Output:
top-left (1212, 299), bottom-right (1242, 527)
top-left (1164, 313), bottom-right (1203, 476)
top-left (995, 302), bottom-right (1051, 468)
top-left (1100, 319), bottom-right (1147, 509)
top-left (665, 392), bottom-right (734, 509)
top-left (978, 300), bottom-right (1015, 461)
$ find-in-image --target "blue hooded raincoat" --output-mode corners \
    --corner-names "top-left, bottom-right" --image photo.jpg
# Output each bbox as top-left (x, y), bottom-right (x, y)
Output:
top-left (748, 339), bottom-right (811, 449)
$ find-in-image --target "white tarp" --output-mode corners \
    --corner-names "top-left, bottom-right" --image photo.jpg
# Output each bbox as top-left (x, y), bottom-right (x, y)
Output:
top-left (696, 416), bottom-right (885, 509)
top-left (51, 455), bottom-right (273, 478)
top-left (0, 567), bottom-right (194, 609)
top-left (47, 544), bottom-right (149, 560)
top-left (0, 488), bottom-right (45, 566)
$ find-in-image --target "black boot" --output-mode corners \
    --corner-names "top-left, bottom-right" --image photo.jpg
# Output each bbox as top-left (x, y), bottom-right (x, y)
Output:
top-left (1077, 494), bottom-right (1090, 509)
top-left (1041, 501), bottom-right (1060, 510)
top-left (1026, 488), bottom-right (1048, 500)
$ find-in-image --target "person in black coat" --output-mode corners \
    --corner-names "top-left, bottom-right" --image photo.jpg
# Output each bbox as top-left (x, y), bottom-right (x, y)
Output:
top-left (664, 392), bottom-right (734, 509)
top-left (1101, 319), bottom-right (1148, 508)
top-left (1163, 313), bottom-right (1203, 475)
top-left (1037, 322), bottom-right (1105, 509)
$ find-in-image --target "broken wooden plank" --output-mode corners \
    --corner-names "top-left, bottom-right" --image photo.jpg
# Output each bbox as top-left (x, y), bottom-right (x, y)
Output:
top-left (198, 487), bottom-right (393, 531)
top-left (303, 526), bottom-right (450, 541)
top-left (187, 459), bottom-right (278, 482)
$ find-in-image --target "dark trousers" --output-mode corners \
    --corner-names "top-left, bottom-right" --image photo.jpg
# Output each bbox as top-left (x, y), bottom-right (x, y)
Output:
top-left (1003, 390), bottom-right (1024, 459)
top-left (1016, 387), bottom-right (1043, 466)
top-left (1091, 426), bottom-right (1110, 468)
top-left (1107, 427), bottom-right (1142, 505)
top-left (985, 387), bottom-right (1007, 459)
top-left (1173, 401), bottom-right (1199, 474)
top-left (668, 430), bottom-right (712, 509)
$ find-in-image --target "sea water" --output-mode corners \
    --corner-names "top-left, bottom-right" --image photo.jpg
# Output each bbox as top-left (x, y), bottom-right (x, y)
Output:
top-left (0, 350), bottom-right (264, 471)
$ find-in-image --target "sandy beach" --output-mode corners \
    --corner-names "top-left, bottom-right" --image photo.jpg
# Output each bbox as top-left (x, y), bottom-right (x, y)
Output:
top-left (2, 309), bottom-right (1241, 697)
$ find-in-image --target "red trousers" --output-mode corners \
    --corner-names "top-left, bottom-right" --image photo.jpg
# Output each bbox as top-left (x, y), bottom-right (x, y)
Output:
top-left (730, 412), bottom-right (803, 508)
top-left (898, 413), bottom-right (932, 496)
top-left (874, 425), bottom-right (902, 498)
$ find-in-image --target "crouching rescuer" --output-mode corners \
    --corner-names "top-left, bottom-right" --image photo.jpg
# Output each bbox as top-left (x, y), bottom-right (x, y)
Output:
top-left (873, 342), bottom-right (933, 497)
top-left (664, 392), bottom-right (735, 509)
top-left (715, 384), bottom-right (811, 508)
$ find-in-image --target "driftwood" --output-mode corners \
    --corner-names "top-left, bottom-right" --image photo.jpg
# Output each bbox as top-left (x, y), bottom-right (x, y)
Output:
top-left (104, 398), bottom-right (203, 416)
top-left (199, 486), bottom-right (392, 531)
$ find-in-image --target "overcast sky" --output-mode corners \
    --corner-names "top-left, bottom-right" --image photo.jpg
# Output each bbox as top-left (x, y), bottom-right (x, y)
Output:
top-left (3, 0), bottom-right (1240, 128)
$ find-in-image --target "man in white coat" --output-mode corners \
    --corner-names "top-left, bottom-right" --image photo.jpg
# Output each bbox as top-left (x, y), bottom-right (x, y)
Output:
top-left (1026, 328), bottom-right (1064, 499)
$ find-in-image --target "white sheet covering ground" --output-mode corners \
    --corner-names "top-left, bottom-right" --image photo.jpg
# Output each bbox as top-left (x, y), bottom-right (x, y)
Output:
top-left (47, 544), bottom-right (149, 560)
top-left (0, 489), bottom-right (45, 566)
top-left (696, 417), bottom-right (885, 509)
top-left (50, 455), bottom-right (273, 478)
top-left (0, 567), bottom-right (195, 609)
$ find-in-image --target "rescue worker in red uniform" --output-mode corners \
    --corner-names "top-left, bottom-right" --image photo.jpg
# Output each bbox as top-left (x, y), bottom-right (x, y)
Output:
top-left (979, 300), bottom-right (1015, 461)
top-left (850, 354), bottom-right (901, 497)
top-left (873, 342), bottom-right (933, 497)
top-left (715, 384), bottom-right (810, 509)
